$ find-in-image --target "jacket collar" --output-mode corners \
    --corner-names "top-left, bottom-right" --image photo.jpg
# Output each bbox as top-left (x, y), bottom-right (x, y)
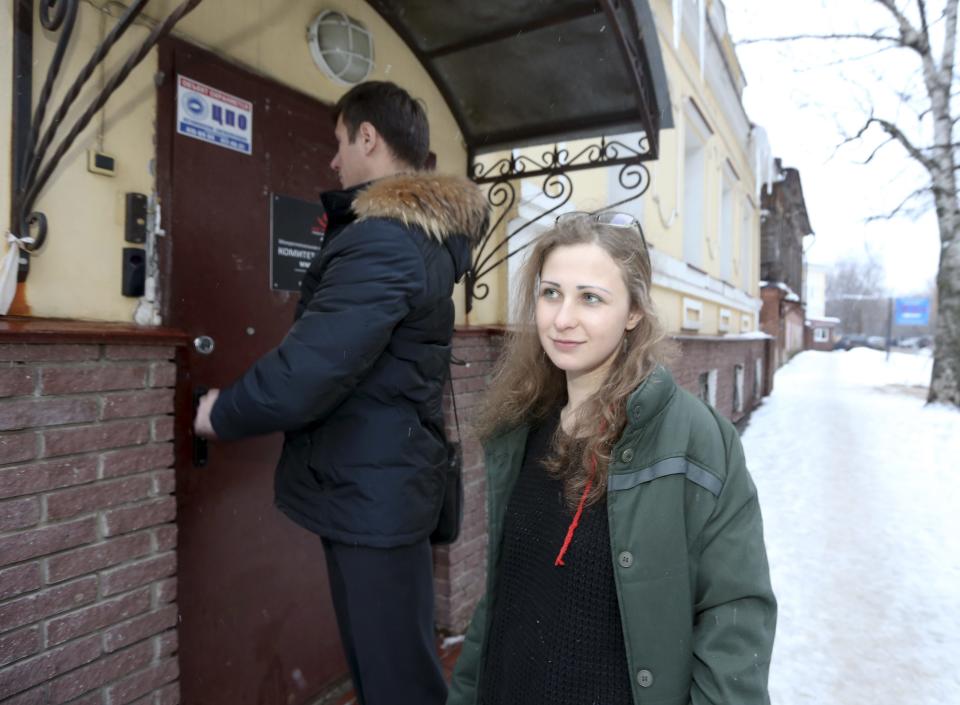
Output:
top-left (351, 172), bottom-right (488, 244)
top-left (625, 365), bottom-right (677, 428)
top-left (319, 185), bottom-right (362, 235)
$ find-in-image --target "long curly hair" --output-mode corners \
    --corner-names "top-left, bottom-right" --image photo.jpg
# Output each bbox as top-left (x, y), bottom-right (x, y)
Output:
top-left (475, 215), bottom-right (672, 508)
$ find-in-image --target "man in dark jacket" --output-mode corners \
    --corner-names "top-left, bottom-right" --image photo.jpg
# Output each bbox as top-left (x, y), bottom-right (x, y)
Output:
top-left (194, 81), bottom-right (488, 705)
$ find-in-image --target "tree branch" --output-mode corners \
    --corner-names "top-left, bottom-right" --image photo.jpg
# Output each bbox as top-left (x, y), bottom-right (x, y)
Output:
top-left (942, 0), bottom-right (959, 86)
top-left (844, 112), bottom-right (938, 173)
top-left (736, 32), bottom-right (902, 46)
top-left (876, 0), bottom-right (929, 53)
top-left (862, 135), bottom-right (897, 164)
top-left (865, 185), bottom-right (931, 221)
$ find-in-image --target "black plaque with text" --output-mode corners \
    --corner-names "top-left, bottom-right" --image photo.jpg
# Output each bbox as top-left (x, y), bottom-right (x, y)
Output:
top-left (269, 193), bottom-right (327, 291)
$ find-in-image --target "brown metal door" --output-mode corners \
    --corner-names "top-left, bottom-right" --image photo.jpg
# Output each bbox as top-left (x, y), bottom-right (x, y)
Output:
top-left (157, 38), bottom-right (345, 705)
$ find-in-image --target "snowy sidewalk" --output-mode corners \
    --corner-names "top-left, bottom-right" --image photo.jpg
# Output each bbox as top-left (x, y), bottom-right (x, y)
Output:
top-left (742, 349), bottom-right (960, 704)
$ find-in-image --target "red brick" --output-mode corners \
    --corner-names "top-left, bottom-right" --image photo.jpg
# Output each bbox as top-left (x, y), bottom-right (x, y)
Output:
top-left (100, 553), bottom-right (176, 598)
top-left (1, 685), bottom-right (50, 705)
top-left (153, 525), bottom-right (177, 552)
top-left (156, 682), bottom-right (180, 705)
top-left (0, 432), bottom-right (39, 465)
top-left (0, 496), bottom-right (41, 531)
top-left (156, 629), bottom-right (178, 658)
top-left (451, 376), bottom-right (489, 394)
top-left (0, 457), bottom-right (98, 498)
top-left (46, 640), bottom-right (152, 704)
top-left (101, 390), bottom-right (174, 421)
top-left (40, 366), bottom-right (148, 396)
top-left (451, 361), bottom-right (491, 380)
top-left (46, 533), bottom-right (152, 584)
top-left (155, 577), bottom-right (177, 605)
top-left (0, 517), bottom-right (97, 567)
top-left (42, 421), bottom-right (151, 458)
top-left (0, 367), bottom-right (37, 398)
top-left (0, 576), bottom-right (98, 632)
top-left (151, 417), bottom-right (174, 442)
top-left (106, 656), bottom-right (178, 705)
top-left (46, 476), bottom-right (153, 521)
top-left (102, 497), bottom-right (176, 537)
top-left (149, 362), bottom-right (177, 388)
top-left (0, 626), bottom-right (42, 667)
top-left (0, 562), bottom-right (42, 600)
top-left (103, 605), bottom-right (177, 653)
top-left (151, 469), bottom-right (175, 496)
top-left (0, 633), bottom-right (100, 700)
top-left (0, 345), bottom-right (99, 363)
top-left (450, 345), bottom-right (497, 363)
top-left (54, 692), bottom-right (102, 705)
top-left (47, 589), bottom-right (151, 646)
top-left (100, 445), bottom-right (173, 479)
top-left (104, 346), bottom-right (175, 362)
top-left (0, 397), bottom-right (100, 432)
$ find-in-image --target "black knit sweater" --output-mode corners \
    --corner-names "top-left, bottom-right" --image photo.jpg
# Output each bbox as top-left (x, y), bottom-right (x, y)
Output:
top-left (478, 410), bottom-right (633, 705)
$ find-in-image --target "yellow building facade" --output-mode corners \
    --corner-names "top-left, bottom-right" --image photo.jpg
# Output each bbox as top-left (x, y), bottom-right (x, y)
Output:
top-left (1, 0), bottom-right (466, 322)
top-left (468, 0), bottom-right (769, 336)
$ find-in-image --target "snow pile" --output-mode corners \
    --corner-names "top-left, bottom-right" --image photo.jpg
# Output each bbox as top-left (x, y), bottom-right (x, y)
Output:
top-left (742, 349), bottom-right (960, 704)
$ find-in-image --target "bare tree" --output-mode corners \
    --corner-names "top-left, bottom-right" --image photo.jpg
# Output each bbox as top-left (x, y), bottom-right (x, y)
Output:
top-left (826, 256), bottom-right (889, 336)
top-left (742, 0), bottom-right (960, 407)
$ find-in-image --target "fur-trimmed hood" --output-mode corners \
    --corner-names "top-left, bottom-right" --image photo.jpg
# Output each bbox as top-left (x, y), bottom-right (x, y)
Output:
top-left (352, 172), bottom-right (489, 245)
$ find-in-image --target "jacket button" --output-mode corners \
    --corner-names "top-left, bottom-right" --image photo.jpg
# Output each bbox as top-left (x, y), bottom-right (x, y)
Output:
top-left (617, 551), bottom-right (633, 568)
top-left (620, 448), bottom-right (634, 463)
top-left (636, 668), bottom-right (654, 687)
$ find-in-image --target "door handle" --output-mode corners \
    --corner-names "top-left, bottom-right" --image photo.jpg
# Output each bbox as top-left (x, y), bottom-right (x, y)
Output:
top-left (192, 385), bottom-right (209, 468)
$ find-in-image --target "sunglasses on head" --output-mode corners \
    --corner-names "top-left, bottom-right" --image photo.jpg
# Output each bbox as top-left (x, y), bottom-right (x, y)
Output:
top-left (555, 210), bottom-right (649, 251)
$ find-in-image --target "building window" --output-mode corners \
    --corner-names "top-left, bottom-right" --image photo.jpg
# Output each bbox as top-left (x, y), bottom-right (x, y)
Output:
top-left (741, 313), bottom-right (752, 332)
top-left (734, 364), bottom-right (744, 413)
top-left (740, 197), bottom-right (753, 291)
top-left (698, 369), bottom-right (718, 407)
top-left (683, 102), bottom-right (710, 268)
top-left (683, 297), bottom-right (703, 331)
top-left (754, 358), bottom-right (763, 400)
top-left (719, 308), bottom-right (732, 333)
top-left (719, 162), bottom-right (736, 282)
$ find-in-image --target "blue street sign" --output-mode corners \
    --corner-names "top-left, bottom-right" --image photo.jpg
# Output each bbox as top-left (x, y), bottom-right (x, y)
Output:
top-left (894, 297), bottom-right (930, 326)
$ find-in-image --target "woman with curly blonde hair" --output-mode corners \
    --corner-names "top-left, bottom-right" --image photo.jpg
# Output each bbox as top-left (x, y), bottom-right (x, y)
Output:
top-left (447, 212), bottom-right (776, 705)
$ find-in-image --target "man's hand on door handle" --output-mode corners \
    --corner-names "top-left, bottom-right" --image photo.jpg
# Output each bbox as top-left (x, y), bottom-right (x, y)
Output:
top-left (194, 388), bottom-right (220, 440)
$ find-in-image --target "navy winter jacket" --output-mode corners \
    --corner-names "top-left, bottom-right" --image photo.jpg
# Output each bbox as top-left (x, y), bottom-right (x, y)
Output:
top-left (211, 173), bottom-right (488, 547)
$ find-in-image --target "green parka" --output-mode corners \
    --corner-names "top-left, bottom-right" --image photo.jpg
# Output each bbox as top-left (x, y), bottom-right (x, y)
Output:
top-left (447, 366), bottom-right (776, 705)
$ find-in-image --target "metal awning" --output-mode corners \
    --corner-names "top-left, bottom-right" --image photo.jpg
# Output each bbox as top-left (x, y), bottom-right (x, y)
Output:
top-left (367, 0), bottom-right (673, 160)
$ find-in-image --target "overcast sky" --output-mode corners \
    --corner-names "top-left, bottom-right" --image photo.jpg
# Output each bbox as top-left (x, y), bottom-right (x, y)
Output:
top-left (724, 0), bottom-right (944, 294)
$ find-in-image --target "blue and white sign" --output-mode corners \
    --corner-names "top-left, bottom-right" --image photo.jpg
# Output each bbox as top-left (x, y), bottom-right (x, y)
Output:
top-left (895, 297), bottom-right (931, 326)
top-left (176, 75), bottom-right (253, 155)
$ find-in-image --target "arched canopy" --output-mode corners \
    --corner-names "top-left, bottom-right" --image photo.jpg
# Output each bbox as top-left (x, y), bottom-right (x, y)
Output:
top-left (367, 0), bottom-right (673, 160)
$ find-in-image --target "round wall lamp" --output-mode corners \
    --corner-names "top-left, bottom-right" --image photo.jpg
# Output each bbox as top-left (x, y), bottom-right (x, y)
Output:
top-left (307, 10), bottom-right (374, 86)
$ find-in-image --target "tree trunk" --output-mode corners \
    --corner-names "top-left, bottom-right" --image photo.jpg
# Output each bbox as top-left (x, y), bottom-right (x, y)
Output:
top-left (928, 229), bottom-right (960, 405)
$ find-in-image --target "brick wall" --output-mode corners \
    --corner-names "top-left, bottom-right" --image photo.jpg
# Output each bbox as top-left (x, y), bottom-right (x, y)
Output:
top-left (432, 329), bottom-right (503, 633)
top-left (671, 336), bottom-right (773, 425)
top-left (0, 342), bottom-right (181, 705)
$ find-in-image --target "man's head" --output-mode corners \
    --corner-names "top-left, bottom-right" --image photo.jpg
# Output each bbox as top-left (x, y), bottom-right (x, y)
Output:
top-left (330, 81), bottom-right (430, 189)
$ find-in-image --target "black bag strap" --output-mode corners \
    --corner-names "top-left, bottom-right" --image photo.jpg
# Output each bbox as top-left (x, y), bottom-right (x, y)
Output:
top-left (448, 353), bottom-right (464, 445)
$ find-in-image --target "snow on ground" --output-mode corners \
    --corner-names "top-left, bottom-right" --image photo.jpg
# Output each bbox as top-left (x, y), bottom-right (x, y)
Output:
top-left (742, 349), bottom-right (960, 704)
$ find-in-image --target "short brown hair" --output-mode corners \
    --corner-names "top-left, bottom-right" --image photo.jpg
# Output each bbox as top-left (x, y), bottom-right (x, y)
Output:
top-left (334, 81), bottom-right (430, 169)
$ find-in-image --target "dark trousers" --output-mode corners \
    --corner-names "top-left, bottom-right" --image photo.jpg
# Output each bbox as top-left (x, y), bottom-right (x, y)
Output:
top-left (321, 538), bottom-right (447, 705)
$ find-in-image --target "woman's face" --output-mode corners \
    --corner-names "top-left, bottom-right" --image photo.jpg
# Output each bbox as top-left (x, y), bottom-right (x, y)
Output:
top-left (536, 243), bottom-right (641, 386)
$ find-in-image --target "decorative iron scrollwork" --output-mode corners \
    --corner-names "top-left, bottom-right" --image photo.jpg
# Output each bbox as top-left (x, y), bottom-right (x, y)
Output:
top-left (466, 134), bottom-right (654, 313)
top-left (10, 0), bottom-right (203, 279)
top-left (471, 134), bottom-right (653, 184)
